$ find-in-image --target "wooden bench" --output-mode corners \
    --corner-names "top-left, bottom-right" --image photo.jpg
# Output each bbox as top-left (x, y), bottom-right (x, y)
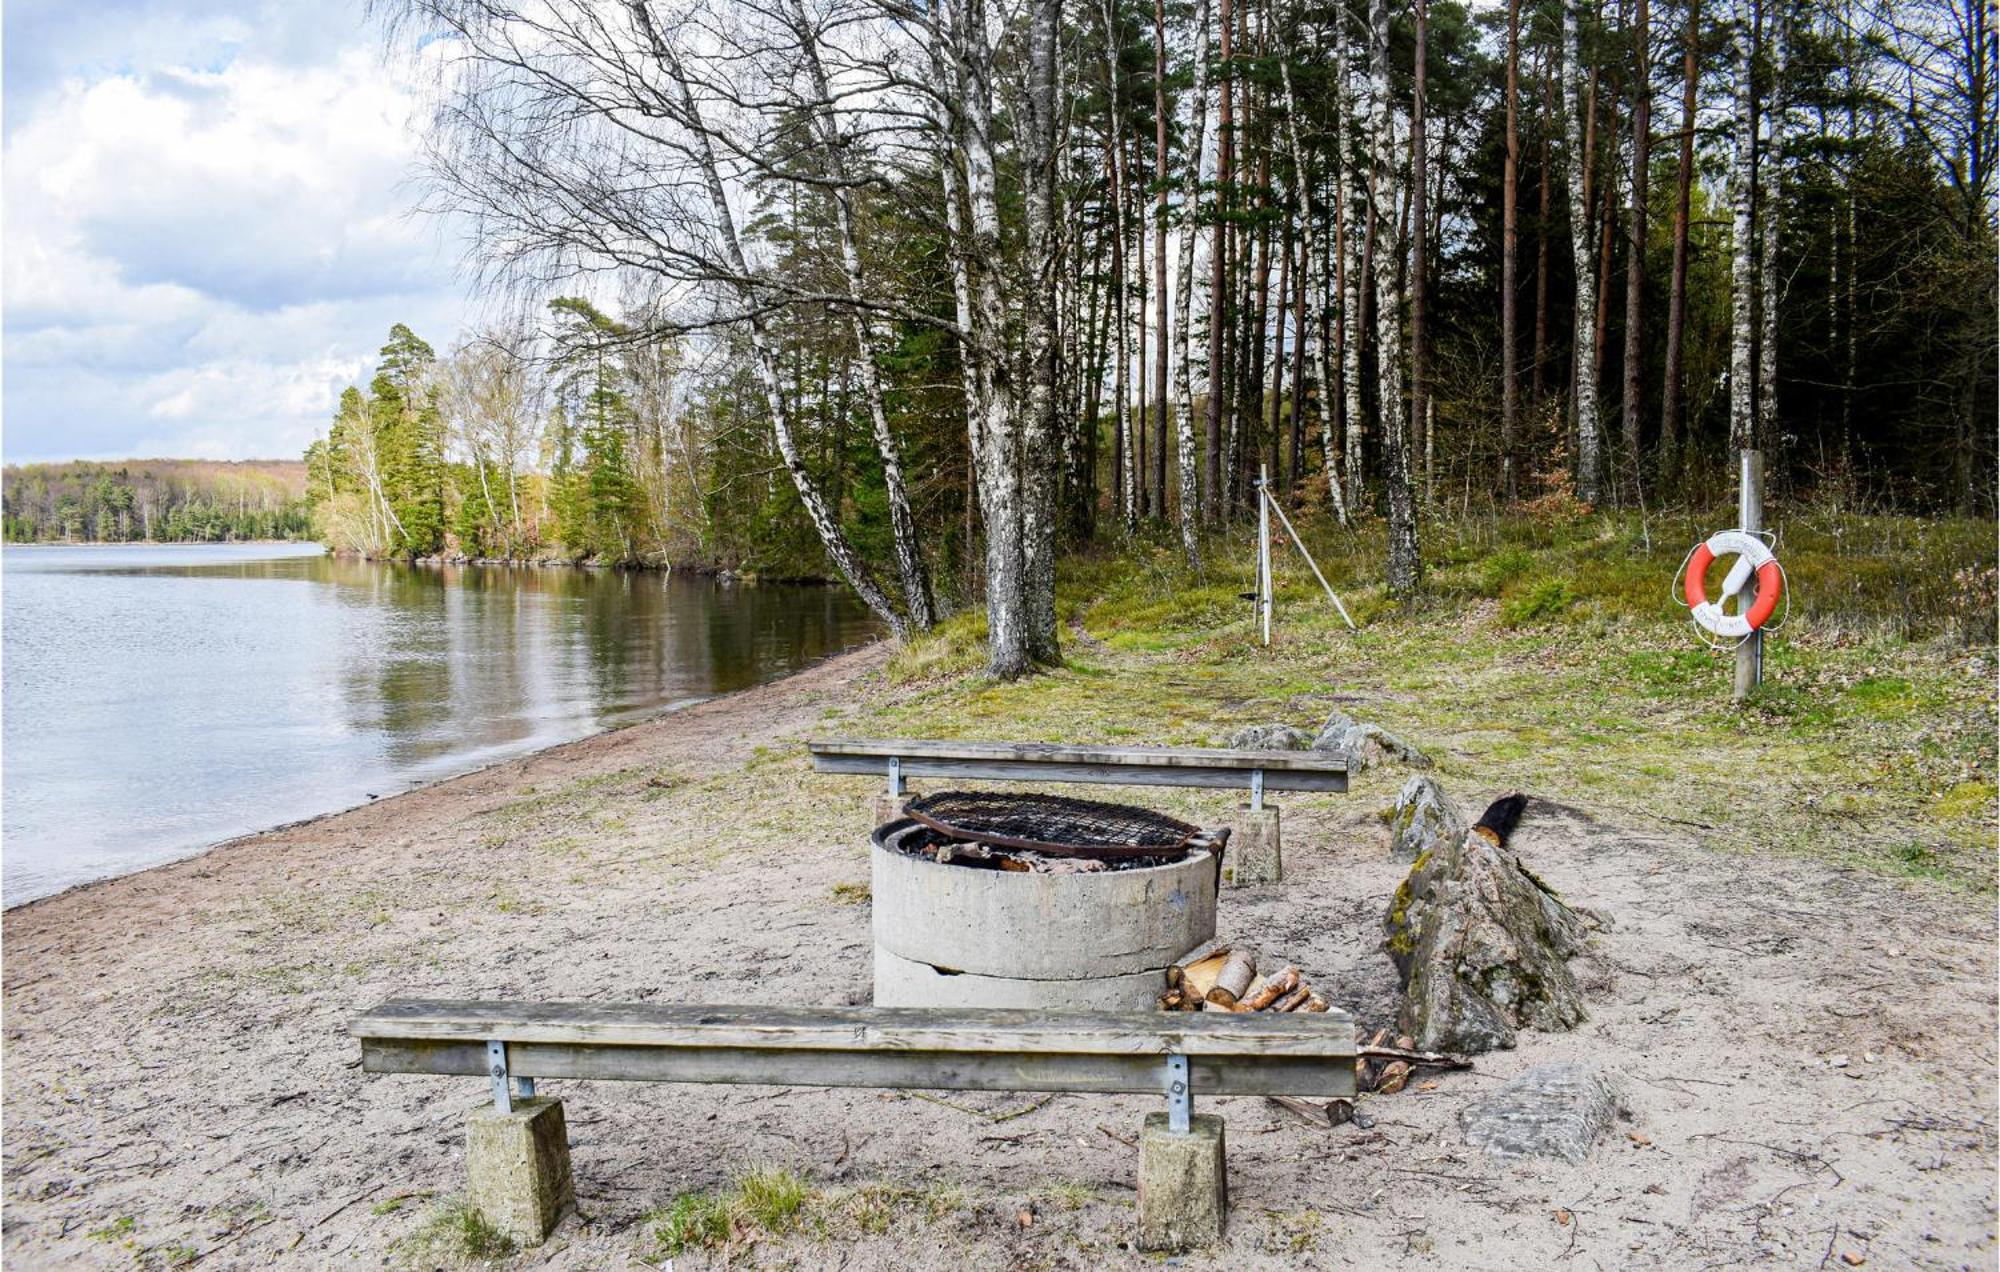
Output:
top-left (352, 1000), bottom-right (1357, 1251)
top-left (807, 737), bottom-right (1349, 884)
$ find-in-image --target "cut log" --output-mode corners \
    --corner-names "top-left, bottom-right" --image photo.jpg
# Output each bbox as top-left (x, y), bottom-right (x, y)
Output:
top-left (1242, 967), bottom-right (1300, 1011)
top-left (1179, 952), bottom-right (1232, 1000)
top-left (1375, 1033), bottom-right (1416, 1094)
top-left (1273, 985), bottom-right (1312, 1012)
top-left (1169, 938), bottom-right (1230, 982)
top-left (1205, 949), bottom-right (1258, 1008)
top-left (1301, 993), bottom-right (1330, 1013)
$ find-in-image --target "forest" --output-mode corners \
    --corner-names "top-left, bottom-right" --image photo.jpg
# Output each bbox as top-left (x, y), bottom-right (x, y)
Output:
top-left (308, 0), bottom-right (1995, 675)
top-left (2, 460), bottom-right (313, 544)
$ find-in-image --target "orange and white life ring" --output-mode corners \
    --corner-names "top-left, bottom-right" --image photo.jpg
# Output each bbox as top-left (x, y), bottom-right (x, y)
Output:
top-left (1682, 530), bottom-right (1783, 638)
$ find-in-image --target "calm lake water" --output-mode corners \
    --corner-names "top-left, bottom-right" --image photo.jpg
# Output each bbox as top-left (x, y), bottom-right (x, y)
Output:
top-left (1, 543), bottom-right (879, 906)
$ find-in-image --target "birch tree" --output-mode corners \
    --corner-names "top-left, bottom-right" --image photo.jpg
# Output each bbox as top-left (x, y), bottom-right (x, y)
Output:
top-left (1370, 0), bottom-right (1420, 596)
top-left (1564, 0), bottom-right (1604, 503)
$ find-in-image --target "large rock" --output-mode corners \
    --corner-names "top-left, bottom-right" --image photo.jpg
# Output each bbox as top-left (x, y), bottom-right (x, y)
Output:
top-left (1388, 775), bottom-right (1466, 862)
top-left (1460, 1063), bottom-right (1624, 1164)
top-left (1226, 723), bottom-right (1314, 751)
top-left (1313, 709), bottom-right (1431, 773)
top-left (1384, 797), bottom-right (1590, 1053)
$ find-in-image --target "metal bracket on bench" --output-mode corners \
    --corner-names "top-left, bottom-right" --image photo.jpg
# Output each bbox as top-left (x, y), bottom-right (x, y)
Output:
top-left (1164, 1054), bottom-right (1191, 1134)
top-left (487, 1040), bottom-right (535, 1112)
top-left (887, 756), bottom-right (903, 798)
top-left (1249, 769), bottom-right (1265, 814)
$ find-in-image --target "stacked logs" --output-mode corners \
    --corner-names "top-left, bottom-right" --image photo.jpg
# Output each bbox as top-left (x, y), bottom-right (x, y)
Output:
top-left (1156, 941), bottom-right (1331, 1014)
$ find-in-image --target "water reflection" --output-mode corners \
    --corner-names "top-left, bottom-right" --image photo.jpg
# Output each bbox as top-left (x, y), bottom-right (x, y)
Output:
top-left (1, 544), bottom-right (880, 905)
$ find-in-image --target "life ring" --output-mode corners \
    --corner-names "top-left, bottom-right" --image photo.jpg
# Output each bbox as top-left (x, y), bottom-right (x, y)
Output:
top-left (1682, 530), bottom-right (1783, 638)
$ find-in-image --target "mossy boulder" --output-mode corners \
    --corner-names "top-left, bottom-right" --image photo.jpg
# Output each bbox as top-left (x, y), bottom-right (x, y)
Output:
top-left (1313, 709), bottom-right (1431, 772)
top-left (1388, 775), bottom-right (1466, 862)
top-left (1225, 723), bottom-right (1315, 751)
top-left (1384, 797), bottom-right (1592, 1054)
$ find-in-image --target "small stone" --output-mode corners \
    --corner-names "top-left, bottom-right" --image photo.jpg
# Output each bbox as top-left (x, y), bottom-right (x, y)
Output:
top-left (1830, 1054), bottom-right (1850, 1068)
top-left (1461, 1063), bottom-right (1625, 1165)
top-left (1863, 1052), bottom-right (1879, 1064)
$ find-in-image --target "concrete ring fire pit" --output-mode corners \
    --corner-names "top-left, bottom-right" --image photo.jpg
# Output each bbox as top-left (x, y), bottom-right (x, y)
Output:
top-left (871, 815), bottom-right (1218, 1010)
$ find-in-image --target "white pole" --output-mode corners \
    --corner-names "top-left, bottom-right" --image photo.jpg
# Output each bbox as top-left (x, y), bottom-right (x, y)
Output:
top-left (1258, 465), bottom-right (1273, 646)
top-left (1262, 490), bottom-right (1357, 629)
top-left (1734, 449), bottom-right (1763, 700)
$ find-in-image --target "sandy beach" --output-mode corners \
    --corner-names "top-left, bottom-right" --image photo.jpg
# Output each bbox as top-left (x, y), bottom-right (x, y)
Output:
top-left (4, 639), bottom-right (1994, 1269)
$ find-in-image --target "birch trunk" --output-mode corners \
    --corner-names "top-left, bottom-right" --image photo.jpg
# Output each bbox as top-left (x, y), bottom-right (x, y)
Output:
top-left (1564, 0), bottom-right (1604, 504)
top-left (1338, 17), bottom-right (1367, 509)
top-left (1280, 52), bottom-right (1349, 523)
top-left (1204, 0), bottom-right (1234, 522)
top-left (794, 5), bottom-right (934, 629)
top-left (1170, 0), bottom-right (1212, 568)
top-left (1370, 0), bottom-right (1420, 596)
top-left (652, 33), bottom-right (905, 636)
top-left (1756, 0), bottom-right (1785, 472)
top-left (1728, 0), bottom-right (1756, 454)
top-left (1019, 0), bottom-right (1064, 664)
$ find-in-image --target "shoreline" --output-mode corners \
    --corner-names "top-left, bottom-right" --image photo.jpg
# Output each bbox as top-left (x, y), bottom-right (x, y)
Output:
top-left (2, 637), bottom-right (887, 916)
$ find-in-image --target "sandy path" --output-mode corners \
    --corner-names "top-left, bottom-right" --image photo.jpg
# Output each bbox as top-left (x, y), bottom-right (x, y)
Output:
top-left (4, 642), bottom-right (1994, 1270)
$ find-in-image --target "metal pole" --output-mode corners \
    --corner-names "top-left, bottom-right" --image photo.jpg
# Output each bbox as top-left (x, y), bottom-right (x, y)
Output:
top-left (1733, 449), bottom-right (1763, 701)
top-left (1258, 466), bottom-right (1273, 646)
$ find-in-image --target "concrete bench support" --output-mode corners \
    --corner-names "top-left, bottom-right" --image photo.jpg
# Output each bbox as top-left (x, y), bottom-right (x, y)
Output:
top-left (1138, 1112), bottom-right (1228, 1250)
top-left (466, 1097), bottom-right (574, 1247)
top-left (1221, 804), bottom-right (1281, 886)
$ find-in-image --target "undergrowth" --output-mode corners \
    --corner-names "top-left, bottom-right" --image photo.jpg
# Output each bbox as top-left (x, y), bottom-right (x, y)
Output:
top-left (867, 507), bottom-right (1996, 891)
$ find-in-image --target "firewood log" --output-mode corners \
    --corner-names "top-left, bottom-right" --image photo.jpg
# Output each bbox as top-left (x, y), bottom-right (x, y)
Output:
top-left (1272, 985), bottom-right (1312, 1012)
top-left (1157, 988), bottom-right (1185, 1011)
top-left (1300, 992), bottom-right (1329, 1012)
top-left (1205, 949), bottom-right (1259, 1008)
top-left (1169, 939), bottom-right (1229, 982)
top-left (1179, 952), bottom-right (1232, 1000)
top-left (1241, 967), bottom-right (1300, 1011)
top-left (1375, 1034), bottom-right (1417, 1094)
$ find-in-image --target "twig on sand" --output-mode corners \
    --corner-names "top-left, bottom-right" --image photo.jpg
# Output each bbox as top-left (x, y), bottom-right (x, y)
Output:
top-left (1817, 1223), bottom-right (1840, 1270)
top-left (907, 1091), bottom-right (1056, 1123)
top-left (1097, 1124), bottom-right (1138, 1149)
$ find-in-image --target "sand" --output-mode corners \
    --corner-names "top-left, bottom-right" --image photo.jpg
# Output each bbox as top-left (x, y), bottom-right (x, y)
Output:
top-left (4, 642), bottom-right (1994, 1269)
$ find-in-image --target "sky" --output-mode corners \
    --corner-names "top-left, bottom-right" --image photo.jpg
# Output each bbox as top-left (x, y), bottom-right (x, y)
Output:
top-left (2, 0), bottom-right (472, 464)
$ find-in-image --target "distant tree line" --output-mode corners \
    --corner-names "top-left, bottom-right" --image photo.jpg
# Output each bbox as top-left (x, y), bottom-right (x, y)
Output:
top-left (2, 461), bottom-right (312, 544)
top-left (364, 0), bottom-right (1993, 675)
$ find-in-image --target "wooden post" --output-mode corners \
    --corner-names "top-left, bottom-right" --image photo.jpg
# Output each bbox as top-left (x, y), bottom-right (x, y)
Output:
top-left (1257, 465), bottom-right (1272, 646)
top-left (1733, 449), bottom-right (1763, 701)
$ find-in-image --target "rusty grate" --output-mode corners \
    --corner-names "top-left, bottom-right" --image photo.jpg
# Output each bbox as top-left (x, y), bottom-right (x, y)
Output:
top-left (903, 790), bottom-right (1209, 860)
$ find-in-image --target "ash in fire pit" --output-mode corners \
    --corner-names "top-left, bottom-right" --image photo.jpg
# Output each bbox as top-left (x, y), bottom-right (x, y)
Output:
top-left (870, 792), bottom-right (1221, 1010)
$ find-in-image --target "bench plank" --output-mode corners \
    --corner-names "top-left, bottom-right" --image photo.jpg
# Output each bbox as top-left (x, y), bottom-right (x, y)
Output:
top-left (810, 739), bottom-right (1346, 774)
top-left (359, 1038), bottom-right (1354, 1098)
top-left (353, 1001), bottom-right (1355, 1059)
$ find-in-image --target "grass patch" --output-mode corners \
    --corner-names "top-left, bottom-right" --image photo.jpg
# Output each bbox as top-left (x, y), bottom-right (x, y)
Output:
top-left (395, 1196), bottom-right (516, 1269)
top-left (642, 1170), bottom-right (981, 1260)
top-left (828, 881), bottom-right (870, 905)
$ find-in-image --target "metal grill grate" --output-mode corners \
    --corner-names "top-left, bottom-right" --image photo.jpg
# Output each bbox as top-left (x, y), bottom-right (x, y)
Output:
top-left (903, 790), bottom-right (1206, 859)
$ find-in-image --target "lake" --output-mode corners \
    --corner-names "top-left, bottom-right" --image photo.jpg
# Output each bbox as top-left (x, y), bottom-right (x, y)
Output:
top-left (0, 543), bottom-right (880, 906)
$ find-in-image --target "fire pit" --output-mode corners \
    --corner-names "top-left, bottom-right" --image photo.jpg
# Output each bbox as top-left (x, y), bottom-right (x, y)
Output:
top-left (871, 792), bottom-right (1222, 1010)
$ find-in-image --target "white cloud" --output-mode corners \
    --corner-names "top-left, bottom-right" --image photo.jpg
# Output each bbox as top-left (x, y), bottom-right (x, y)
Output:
top-left (2, 9), bottom-right (474, 463)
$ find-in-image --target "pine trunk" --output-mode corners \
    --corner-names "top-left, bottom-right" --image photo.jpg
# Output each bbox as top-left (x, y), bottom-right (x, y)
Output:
top-left (1501, 0), bottom-right (1521, 500)
top-left (1622, 0), bottom-right (1650, 501)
